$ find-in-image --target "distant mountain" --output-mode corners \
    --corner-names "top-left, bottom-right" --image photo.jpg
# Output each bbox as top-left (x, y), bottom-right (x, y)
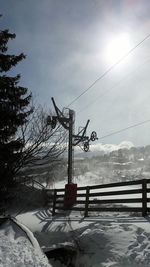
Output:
top-left (74, 141), bottom-right (134, 159)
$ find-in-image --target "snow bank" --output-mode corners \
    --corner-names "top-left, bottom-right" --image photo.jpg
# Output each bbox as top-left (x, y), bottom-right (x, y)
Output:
top-left (0, 217), bottom-right (51, 267)
top-left (17, 210), bottom-right (150, 267)
top-left (76, 218), bottom-right (150, 267)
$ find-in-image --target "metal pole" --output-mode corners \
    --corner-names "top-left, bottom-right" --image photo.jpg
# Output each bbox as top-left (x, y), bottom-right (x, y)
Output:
top-left (68, 109), bottom-right (74, 184)
top-left (50, 98), bottom-right (96, 185)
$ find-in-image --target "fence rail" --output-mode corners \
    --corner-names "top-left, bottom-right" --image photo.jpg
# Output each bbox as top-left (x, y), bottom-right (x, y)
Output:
top-left (45, 178), bottom-right (150, 217)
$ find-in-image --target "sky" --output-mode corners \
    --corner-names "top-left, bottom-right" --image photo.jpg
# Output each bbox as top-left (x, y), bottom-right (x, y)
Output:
top-left (1, 0), bottom-right (150, 147)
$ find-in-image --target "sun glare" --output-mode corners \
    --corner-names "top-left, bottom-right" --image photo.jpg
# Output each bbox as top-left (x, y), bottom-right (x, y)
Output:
top-left (105, 33), bottom-right (132, 65)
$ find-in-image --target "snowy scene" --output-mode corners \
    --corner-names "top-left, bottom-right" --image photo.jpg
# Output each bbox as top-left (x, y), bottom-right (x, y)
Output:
top-left (16, 209), bottom-right (150, 267)
top-left (1, 1), bottom-right (150, 266)
top-left (1, 144), bottom-right (150, 267)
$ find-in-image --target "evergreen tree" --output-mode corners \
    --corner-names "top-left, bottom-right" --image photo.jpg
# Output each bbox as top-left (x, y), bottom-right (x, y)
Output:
top-left (0, 29), bottom-right (32, 190)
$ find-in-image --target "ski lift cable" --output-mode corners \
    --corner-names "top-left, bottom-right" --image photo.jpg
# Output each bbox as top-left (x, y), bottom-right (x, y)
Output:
top-left (78, 56), bottom-right (150, 115)
top-left (67, 33), bottom-right (150, 108)
top-left (99, 119), bottom-right (150, 140)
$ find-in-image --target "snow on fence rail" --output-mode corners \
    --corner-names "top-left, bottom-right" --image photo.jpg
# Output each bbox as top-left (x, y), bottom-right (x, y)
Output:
top-left (45, 179), bottom-right (150, 217)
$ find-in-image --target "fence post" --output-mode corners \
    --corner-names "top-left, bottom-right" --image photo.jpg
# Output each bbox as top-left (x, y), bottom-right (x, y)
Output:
top-left (84, 187), bottom-right (90, 217)
top-left (142, 179), bottom-right (147, 217)
top-left (52, 189), bottom-right (57, 216)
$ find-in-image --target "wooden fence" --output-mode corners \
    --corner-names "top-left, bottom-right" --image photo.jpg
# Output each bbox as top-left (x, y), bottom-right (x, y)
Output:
top-left (45, 179), bottom-right (150, 217)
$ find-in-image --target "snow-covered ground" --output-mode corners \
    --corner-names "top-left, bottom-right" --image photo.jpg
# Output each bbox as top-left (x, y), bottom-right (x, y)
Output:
top-left (17, 208), bottom-right (150, 267)
top-left (1, 152), bottom-right (150, 266)
top-left (1, 179), bottom-right (150, 266)
top-left (6, 171), bottom-right (149, 267)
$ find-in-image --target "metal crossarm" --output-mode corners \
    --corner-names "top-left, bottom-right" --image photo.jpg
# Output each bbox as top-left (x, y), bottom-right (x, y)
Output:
top-left (51, 97), bottom-right (70, 130)
top-left (73, 120), bottom-right (90, 146)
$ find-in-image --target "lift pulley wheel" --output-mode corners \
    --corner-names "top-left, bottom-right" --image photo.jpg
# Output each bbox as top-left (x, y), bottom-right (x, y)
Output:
top-left (46, 115), bottom-right (52, 125)
top-left (51, 117), bottom-right (57, 129)
top-left (90, 131), bottom-right (98, 141)
top-left (84, 141), bottom-right (89, 152)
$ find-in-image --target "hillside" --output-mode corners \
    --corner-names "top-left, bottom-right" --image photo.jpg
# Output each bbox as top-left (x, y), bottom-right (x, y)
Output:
top-left (17, 142), bottom-right (150, 189)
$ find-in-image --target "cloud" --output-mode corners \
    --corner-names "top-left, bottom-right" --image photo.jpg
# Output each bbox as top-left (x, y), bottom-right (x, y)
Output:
top-left (89, 141), bottom-right (134, 155)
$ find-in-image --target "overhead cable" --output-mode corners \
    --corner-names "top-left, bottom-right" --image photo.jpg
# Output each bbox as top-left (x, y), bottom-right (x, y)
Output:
top-left (68, 33), bottom-right (150, 107)
top-left (78, 56), bottom-right (150, 115)
top-left (99, 119), bottom-right (150, 140)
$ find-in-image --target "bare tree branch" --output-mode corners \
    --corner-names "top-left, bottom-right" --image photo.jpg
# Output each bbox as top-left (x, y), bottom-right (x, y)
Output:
top-left (14, 105), bottom-right (67, 181)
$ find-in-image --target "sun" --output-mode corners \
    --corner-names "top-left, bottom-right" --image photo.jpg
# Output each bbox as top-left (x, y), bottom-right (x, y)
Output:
top-left (105, 33), bottom-right (132, 65)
